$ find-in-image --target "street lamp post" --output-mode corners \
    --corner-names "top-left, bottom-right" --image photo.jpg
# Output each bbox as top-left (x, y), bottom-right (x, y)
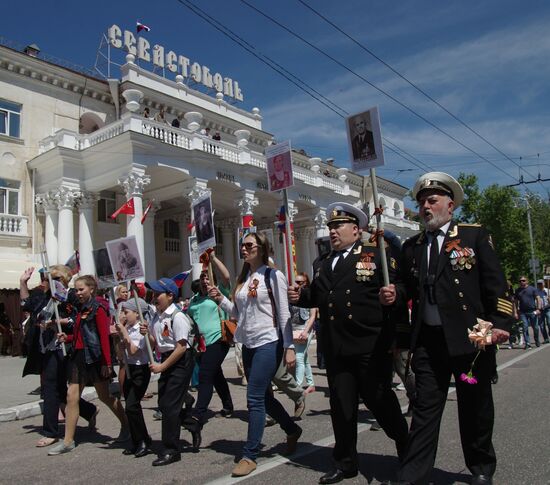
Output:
top-left (525, 200), bottom-right (537, 283)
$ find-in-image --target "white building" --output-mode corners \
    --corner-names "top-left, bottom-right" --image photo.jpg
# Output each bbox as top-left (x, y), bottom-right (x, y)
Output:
top-left (0, 34), bottom-right (419, 295)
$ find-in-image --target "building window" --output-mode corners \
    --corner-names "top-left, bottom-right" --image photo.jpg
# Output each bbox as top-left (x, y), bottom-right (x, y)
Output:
top-left (164, 219), bottom-right (180, 253)
top-left (98, 191), bottom-right (117, 223)
top-left (0, 100), bottom-right (21, 138)
top-left (0, 179), bottom-right (20, 215)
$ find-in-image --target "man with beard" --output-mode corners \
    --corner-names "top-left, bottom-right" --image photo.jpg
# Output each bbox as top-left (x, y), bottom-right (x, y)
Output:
top-left (384, 172), bottom-right (514, 485)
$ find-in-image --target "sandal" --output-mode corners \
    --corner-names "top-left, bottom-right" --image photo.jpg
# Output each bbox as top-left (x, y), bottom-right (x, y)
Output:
top-left (36, 437), bottom-right (59, 448)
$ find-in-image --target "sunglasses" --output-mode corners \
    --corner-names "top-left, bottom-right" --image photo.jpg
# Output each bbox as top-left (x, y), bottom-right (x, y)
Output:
top-left (295, 280), bottom-right (307, 285)
top-left (520, 279), bottom-right (526, 282)
top-left (241, 242), bottom-right (258, 250)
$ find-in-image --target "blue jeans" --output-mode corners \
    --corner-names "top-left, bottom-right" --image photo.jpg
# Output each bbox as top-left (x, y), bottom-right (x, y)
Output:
top-left (520, 312), bottom-right (540, 346)
top-left (295, 333), bottom-right (314, 387)
top-left (539, 309), bottom-right (550, 342)
top-left (242, 340), bottom-right (299, 461)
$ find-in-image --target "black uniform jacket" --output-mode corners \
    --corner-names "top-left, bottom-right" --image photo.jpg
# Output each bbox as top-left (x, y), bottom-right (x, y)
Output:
top-left (298, 239), bottom-right (407, 357)
top-left (401, 221), bottom-right (514, 357)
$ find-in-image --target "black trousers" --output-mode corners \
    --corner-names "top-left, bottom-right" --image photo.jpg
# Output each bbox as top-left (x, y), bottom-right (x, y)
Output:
top-left (325, 349), bottom-right (408, 472)
top-left (158, 349), bottom-right (194, 454)
top-left (398, 325), bottom-right (497, 484)
top-left (42, 350), bottom-right (96, 438)
top-left (123, 364), bottom-right (151, 446)
top-left (192, 340), bottom-right (233, 424)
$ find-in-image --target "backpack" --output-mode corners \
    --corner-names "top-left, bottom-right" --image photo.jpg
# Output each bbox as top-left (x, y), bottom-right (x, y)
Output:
top-left (170, 310), bottom-right (206, 353)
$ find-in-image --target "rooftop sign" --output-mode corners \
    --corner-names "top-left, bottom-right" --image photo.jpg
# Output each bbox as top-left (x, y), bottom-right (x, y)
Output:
top-left (108, 24), bottom-right (244, 101)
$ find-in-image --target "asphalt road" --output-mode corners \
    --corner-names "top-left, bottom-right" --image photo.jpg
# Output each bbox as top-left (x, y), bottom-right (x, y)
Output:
top-left (0, 345), bottom-right (548, 485)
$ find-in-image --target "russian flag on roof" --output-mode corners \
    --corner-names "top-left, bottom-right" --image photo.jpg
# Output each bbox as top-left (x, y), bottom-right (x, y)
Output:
top-left (136, 21), bottom-right (151, 33)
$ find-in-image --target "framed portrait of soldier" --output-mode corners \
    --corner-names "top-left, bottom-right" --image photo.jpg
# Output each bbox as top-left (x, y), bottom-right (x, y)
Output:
top-left (188, 236), bottom-right (200, 265)
top-left (192, 194), bottom-right (216, 254)
top-left (266, 140), bottom-right (294, 192)
top-left (105, 235), bottom-right (145, 284)
top-left (92, 248), bottom-right (117, 289)
top-left (346, 106), bottom-right (385, 172)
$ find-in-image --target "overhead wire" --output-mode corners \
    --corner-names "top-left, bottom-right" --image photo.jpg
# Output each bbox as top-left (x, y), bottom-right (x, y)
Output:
top-left (174, 0), bottom-right (434, 172)
top-left (295, 0), bottom-right (546, 190)
top-left (237, 0), bottom-right (537, 184)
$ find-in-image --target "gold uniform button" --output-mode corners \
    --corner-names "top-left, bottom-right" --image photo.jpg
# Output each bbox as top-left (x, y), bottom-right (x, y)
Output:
top-left (346, 302), bottom-right (351, 307)
top-left (462, 304), bottom-right (467, 310)
top-left (346, 289), bottom-right (351, 294)
top-left (348, 314), bottom-right (353, 319)
top-left (328, 303), bottom-right (333, 308)
top-left (454, 279), bottom-right (460, 284)
top-left (330, 316), bottom-right (335, 321)
top-left (458, 292), bottom-right (464, 297)
top-left (329, 290), bottom-right (333, 295)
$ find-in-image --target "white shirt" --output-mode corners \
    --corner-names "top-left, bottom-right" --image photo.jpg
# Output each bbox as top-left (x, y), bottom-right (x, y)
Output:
top-left (423, 221), bottom-right (451, 326)
top-left (220, 265), bottom-right (293, 349)
top-left (151, 303), bottom-right (192, 353)
top-left (126, 322), bottom-right (149, 365)
top-left (331, 244), bottom-right (354, 270)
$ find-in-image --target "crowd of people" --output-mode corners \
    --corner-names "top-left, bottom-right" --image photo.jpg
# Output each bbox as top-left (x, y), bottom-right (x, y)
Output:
top-left (11, 170), bottom-right (543, 484)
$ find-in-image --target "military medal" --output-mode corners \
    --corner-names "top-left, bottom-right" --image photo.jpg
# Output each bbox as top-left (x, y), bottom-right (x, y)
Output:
top-left (357, 252), bottom-right (376, 281)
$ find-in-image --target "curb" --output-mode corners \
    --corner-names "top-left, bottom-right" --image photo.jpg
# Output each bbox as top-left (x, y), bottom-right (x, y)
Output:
top-left (0, 373), bottom-right (160, 423)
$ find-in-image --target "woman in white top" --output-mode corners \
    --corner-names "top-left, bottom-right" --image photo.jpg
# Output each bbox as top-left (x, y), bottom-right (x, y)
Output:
top-left (117, 298), bottom-right (152, 458)
top-left (210, 232), bottom-right (302, 478)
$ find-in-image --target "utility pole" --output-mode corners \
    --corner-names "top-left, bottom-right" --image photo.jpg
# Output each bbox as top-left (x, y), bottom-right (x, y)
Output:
top-left (525, 199), bottom-right (537, 283)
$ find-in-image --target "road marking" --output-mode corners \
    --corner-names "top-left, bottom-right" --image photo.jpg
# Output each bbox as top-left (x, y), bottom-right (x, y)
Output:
top-left (205, 345), bottom-right (549, 484)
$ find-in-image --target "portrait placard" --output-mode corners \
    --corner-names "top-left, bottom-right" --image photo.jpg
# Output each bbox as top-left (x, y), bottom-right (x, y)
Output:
top-left (192, 194), bottom-right (216, 254)
top-left (92, 248), bottom-right (117, 289)
top-left (266, 140), bottom-right (294, 192)
top-left (105, 235), bottom-right (145, 284)
top-left (346, 106), bottom-right (385, 172)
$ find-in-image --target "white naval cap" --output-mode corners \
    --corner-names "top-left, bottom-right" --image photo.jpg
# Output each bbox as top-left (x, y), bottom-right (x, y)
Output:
top-left (412, 171), bottom-right (464, 208)
top-left (326, 202), bottom-right (368, 229)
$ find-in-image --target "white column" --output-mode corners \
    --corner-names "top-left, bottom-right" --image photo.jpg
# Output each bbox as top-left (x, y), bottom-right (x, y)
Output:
top-left (143, 201), bottom-right (160, 279)
top-left (119, 171), bottom-right (151, 281)
top-left (187, 179), bottom-right (210, 280)
top-left (76, 191), bottom-right (98, 275)
top-left (178, 211), bottom-right (192, 274)
top-left (36, 194), bottom-right (58, 265)
top-left (54, 186), bottom-right (77, 265)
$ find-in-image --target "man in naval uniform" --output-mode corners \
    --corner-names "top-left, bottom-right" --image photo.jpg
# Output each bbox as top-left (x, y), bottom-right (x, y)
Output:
top-left (385, 172), bottom-right (514, 485)
top-left (289, 202), bottom-right (408, 484)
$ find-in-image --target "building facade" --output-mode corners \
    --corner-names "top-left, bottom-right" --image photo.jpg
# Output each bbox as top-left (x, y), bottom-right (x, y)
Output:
top-left (0, 39), bottom-right (419, 295)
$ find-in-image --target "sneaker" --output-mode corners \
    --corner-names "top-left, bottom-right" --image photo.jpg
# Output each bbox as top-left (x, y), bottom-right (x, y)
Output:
top-left (88, 407), bottom-right (99, 430)
top-left (304, 385), bottom-right (316, 394)
top-left (370, 421), bottom-right (381, 431)
top-left (153, 409), bottom-right (163, 420)
top-left (396, 383), bottom-right (406, 391)
top-left (524, 344), bottom-right (532, 350)
top-left (48, 441), bottom-right (76, 455)
top-left (294, 396), bottom-right (306, 419)
top-left (232, 458), bottom-right (257, 477)
top-left (265, 415), bottom-right (276, 427)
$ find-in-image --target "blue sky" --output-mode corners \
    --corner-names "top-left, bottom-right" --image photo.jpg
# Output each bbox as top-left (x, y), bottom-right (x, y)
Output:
top-left (3, 0), bottom-right (550, 201)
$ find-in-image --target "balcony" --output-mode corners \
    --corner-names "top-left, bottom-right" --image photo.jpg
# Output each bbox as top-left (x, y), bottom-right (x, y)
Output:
top-left (37, 113), bottom-right (358, 197)
top-left (0, 214), bottom-right (28, 237)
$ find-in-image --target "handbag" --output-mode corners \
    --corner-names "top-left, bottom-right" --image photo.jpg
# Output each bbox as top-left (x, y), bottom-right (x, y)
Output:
top-left (220, 318), bottom-right (237, 346)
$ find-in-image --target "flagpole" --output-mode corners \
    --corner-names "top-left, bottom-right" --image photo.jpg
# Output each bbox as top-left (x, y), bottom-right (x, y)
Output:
top-left (369, 168), bottom-right (390, 286)
top-left (40, 245), bottom-right (66, 356)
top-left (282, 188), bottom-right (295, 285)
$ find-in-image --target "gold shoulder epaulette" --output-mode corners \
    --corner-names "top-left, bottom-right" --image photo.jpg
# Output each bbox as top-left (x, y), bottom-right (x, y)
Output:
top-left (362, 240), bottom-right (377, 247)
top-left (458, 223), bottom-right (482, 227)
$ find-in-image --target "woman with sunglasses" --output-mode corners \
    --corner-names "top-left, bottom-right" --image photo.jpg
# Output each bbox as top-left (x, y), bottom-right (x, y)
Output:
top-left (209, 232), bottom-right (301, 478)
top-left (19, 265), bottom-right (98, 448)
top-left (291, 273), bottom-right (317, 394)
top-left (48, 275), bottom-right (128, 455)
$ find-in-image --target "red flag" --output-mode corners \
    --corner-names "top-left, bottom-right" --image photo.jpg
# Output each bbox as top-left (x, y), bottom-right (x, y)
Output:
top-left (110, 198), bottom-right (135, 219)
top-left (136, 21), bottom-right (151, 33)
top-left (141, 200), bottom-right (153, 224)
